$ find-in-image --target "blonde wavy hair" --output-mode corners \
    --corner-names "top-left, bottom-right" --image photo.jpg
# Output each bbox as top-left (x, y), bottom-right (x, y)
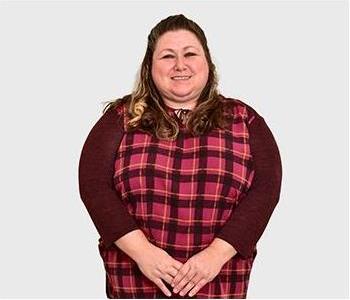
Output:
top-left (102, 14), bottom-right (233, 140)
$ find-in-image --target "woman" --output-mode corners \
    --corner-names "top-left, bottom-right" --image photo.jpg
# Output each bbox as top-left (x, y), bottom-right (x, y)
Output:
top-left (78, 14), bottom-right (282, 299)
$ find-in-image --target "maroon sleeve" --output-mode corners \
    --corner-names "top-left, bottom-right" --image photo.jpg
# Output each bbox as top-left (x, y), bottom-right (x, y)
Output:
top-left (78, 104), bottom-right (140, 248)
top-left (216, 113), bottom-right (283, 259)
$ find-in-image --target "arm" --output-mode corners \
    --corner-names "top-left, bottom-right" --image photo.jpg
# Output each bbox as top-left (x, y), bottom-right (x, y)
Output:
top-left (78, 101), bottom-right (142, 249)
top-left (114, 229), bottom-right (153, 263)
top-left (213, 113), bottom-right (283, 259)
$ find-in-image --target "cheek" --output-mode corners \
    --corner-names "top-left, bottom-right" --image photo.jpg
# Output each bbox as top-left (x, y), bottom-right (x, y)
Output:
top-left (151, 64), bottom-right (158, 80)
top-left (151, 66), bottom-right (162, 88)
top-left (201, 61), bottom-right (209, 74)
top-left (196, 62), bottom-right (209, 84)
top-left (152, 63), bottom-right (169, 82)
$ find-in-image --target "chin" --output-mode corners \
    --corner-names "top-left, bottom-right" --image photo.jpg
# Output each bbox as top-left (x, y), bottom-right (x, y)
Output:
top-left (171, 90), bottom-right (194, 98)
top-left (172, 94), bottom-right (194, 101)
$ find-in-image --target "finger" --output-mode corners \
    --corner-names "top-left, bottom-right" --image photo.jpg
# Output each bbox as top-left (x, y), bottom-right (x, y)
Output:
top-left (172, 259), bottom-right (183, 271)
top-left (178, 279), bottom-right (197, 297)
top-left (155, 278), bottom-right (172, 298)
top-left (188, 278), bottom-right (208, 297)
top-left (171, 263), bottom-right (191, 287)
top-left (177, 273), bottom-right (201, 297)
top-left (168, 265), bottom-right (181, 278)
top-left (160, 272), bottom-right (175, 285)
top-left (173, 267), bottom-right (196, 294)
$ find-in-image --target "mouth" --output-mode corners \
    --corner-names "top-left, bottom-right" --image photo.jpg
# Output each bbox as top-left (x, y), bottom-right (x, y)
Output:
top-left (171, 75), bottom-right (192, 81)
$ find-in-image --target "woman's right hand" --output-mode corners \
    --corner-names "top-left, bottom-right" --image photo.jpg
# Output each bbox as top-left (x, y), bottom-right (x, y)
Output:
top-left (134, 242), bottom-right (184, 297)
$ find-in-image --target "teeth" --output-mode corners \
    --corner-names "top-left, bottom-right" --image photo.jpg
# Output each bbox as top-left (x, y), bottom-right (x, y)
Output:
top-left (172, 76), bottom-right (191, 80)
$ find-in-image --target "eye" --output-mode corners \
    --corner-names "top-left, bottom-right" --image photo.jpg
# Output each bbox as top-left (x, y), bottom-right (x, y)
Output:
top-left (162, 54), bottom-right (174, 59)
top-left (185, 52), bottom-right (197, 57)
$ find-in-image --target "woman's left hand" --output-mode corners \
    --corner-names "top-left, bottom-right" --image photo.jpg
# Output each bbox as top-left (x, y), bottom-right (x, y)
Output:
top-left (170, 246), bottom-right (226, 297)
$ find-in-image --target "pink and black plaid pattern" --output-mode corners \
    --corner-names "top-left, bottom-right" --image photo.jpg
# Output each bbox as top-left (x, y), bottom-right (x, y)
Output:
top-left (98, 100), bottom-right (258, 298)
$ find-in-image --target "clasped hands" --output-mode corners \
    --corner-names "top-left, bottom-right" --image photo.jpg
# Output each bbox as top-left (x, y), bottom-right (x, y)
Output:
top-left (135, 239), bottom-right (236, 297)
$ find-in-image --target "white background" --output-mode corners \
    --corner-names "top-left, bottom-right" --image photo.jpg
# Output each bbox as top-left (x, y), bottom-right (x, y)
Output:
top-left (0, 0), bottom-right (348, 298)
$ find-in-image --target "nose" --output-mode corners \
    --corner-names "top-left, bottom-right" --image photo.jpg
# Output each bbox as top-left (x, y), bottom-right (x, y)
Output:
top-left (174, 56), bottom-right (187, 71)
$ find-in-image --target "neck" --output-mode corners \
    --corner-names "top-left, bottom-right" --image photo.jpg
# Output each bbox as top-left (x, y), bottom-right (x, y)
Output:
top-left (163, 100), bottom-right (197, 111)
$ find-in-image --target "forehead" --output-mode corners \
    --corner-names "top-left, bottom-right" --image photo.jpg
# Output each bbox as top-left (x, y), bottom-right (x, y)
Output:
top-left (154, 29), bottom-right (203, 52)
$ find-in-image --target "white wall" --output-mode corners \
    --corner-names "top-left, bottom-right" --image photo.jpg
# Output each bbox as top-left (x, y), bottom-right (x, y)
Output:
top-left (0, 0), bottom-right (348, 298)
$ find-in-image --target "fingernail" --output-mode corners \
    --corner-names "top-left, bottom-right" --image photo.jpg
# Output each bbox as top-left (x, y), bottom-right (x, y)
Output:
top-left (171, 283), bottom-right (175, 287)
top-left (173, 288), bottom-right (178, 293)
top-left (167, 292), bottom-right (172, 297)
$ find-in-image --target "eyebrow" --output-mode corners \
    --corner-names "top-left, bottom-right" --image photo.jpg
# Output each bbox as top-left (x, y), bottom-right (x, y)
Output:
top-left (159, 46), bottom-right (199, 54)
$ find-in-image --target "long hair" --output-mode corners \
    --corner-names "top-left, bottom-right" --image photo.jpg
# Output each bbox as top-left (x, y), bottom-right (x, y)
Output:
top-left (103, 14), bottom-right (233, 140)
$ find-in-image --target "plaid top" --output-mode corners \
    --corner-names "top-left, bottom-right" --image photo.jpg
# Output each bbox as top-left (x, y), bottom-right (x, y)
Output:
top-left (78, 94), bottom-right (282, 298)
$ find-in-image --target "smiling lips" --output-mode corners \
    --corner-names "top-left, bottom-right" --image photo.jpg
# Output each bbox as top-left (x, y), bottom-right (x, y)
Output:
top-left (171, 75), bottom-right (192, 80)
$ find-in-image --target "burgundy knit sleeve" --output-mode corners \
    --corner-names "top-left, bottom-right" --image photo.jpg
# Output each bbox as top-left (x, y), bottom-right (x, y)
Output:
top-left (78, 104), bottom-right (140, 248)
top-left (216, 112), bottom-right (283, 259)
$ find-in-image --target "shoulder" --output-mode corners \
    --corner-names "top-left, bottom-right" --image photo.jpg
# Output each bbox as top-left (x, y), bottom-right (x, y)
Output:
top-left (218, 94), bottom-right (262, 125)
top-left (103, 94), bottom-right (132, 117)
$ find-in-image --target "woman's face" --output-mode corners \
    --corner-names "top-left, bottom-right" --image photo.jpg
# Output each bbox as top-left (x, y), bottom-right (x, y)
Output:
top-left (151, 29), bottom-right (209, 109)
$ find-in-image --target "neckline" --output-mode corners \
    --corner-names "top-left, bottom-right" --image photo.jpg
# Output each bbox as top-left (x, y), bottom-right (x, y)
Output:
top-left (163, 102), bottom-right (194, 112)
top-left (162, 103), bottom-right (192, 127)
